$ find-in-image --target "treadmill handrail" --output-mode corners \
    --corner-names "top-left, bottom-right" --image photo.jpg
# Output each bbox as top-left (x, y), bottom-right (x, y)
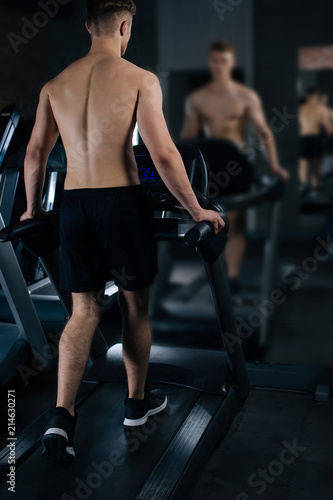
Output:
top-left (0, 212), bottom-right (221, 246)
top-left (184, 221), bottom-right (215, 247)
top-left (219, 174), bottom-right (284, 211)
top-left (0, 217), bottom-right (52, 243)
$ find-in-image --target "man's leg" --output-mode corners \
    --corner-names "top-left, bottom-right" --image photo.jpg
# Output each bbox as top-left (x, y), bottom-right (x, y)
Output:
top-left (312, 158), bottom-right (322, 189)
top-left (56, 289), bottom-right (104, 416)
top-left (118, 287), bottom-right (151, 400)
top-left (299, 158), bottom-right (309, 185)
top-left (224, 210), bottom-right (246, 282)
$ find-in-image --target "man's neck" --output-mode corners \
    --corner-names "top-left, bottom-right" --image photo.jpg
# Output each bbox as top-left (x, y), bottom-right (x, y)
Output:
top-left (212, 76), bottom-right (233, 90)
top-left (89, 36), bottom-right (121, 57)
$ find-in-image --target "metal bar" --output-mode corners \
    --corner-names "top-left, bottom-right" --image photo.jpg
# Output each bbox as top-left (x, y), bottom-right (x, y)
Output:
top-left (260, 200), bottom-right (282, 345)
top-left (0, 170), bottom-right (20, 225)
top-left (169, 386), bottom-right (241, 500)
top-left (135, 395), bottom-right (220, 500)
top-left (203, 255), bottom-right (250, 401)
top-left (27, 277), bottom-right (51, 294)
top-left (0, 214), bottom-right (48, 357)
top-left (0, 108), bottom-right (20, 167)
top-left (43, 171), bottom-right (58, 212)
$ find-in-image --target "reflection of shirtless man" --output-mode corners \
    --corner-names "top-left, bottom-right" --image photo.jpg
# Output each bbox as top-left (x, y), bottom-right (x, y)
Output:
top-left (20, 0), bottom-right (224, 463)
top-left (299, 87), bottom-right (333, 189)
top-left (181, 40), bottom-right (289, 293)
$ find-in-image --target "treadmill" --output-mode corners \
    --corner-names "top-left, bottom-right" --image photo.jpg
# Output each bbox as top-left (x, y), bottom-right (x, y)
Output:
top-left (151, 139), bottom-right (285, 358)
top-left (0, 144), bottom-right (249, 500)
top-left (0, 106), bottom-right (50, 386)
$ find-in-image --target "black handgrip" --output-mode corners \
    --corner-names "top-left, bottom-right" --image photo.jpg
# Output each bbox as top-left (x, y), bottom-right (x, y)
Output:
top-left (0, 210), bottom-right (59, 243)
top-left (0, 219), bottom-right (49, 243)
top-left (184, 221), bottom-right (215, 247)
top-left (184, 207), bottom-right (229, 247)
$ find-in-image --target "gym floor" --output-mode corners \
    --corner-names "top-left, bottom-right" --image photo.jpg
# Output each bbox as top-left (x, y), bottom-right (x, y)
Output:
top-left (190, 388), bottom-right (333, 500)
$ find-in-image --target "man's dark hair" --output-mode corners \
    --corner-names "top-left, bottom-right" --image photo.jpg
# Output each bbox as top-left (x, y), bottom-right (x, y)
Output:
top-left (210, 40), bottom-right (235, 54)
top-left (86, 1), bottom-right (136, 36)
top-left (306, 87), bottom-right (319, 96)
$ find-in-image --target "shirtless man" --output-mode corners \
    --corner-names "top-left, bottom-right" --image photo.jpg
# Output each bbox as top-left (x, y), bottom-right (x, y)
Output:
top-left (299, 87), bottom-right (333, 190)
top-left (181, 40), bottom-right (289, 294)
top-left (20, 0), bottom-right (224, 463)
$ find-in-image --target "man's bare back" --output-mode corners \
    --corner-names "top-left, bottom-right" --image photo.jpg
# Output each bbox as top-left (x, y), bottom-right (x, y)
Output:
top-left (298, 90), bottom-right (333, 187)
top-left (47, 55), bottom-right (149, 189)
top-left (298, 101), bottom-right (329, 136)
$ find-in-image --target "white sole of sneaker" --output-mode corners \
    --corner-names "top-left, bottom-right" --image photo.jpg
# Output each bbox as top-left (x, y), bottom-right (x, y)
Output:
top-left (123, 395), bottom-right (168, 427)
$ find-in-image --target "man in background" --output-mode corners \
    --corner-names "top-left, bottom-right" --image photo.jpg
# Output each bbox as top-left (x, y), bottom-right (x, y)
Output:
top-left (181, 40), bottom-right (289, 294)
top-left (298, 87), bottom-right (333, 191)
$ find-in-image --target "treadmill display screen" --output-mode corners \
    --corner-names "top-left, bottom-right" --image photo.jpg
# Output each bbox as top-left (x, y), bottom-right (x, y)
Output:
top-left (136, 155), bottom-right (162, 183)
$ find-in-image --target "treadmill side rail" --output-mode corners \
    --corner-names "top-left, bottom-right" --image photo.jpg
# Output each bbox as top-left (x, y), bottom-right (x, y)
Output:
top-left (0, 214), bottom-right (48, 362)
top-left (135, 386), bottom-right (242, 500)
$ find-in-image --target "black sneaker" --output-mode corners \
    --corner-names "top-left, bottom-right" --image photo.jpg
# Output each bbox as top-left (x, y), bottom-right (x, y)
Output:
top-left (298, 183), bottom-right (311, 197)
top-left (41, 407), bottom-right (77, 463)
top-left (123, 389), bottom-right (168, 427)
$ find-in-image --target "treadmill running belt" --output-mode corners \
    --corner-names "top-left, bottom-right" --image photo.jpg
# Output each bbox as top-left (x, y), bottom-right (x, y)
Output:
top-left (0, 382), bottom-right (201, 500)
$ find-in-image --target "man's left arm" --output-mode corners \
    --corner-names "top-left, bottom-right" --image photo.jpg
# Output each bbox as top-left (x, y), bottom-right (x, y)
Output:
top-left (247, 90), bottom-right (290, 182)
top-left (20, 83), bottom-right (59, 222)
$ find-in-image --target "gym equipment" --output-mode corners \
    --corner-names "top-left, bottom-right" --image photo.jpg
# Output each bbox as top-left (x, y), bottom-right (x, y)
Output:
top-left (0, 144), bottom-right (249, 500)
top-left (0, 106), bottom-right (50, 386)
top-left (151, 139), bottom-right (284, 358)
top-left (0, 106), bottom-right (20, 206)
top-left (0, 211), bottom-right (49, 386)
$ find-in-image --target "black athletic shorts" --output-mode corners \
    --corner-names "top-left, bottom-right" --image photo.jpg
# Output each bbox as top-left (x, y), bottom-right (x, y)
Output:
top-left (59, 185), bottom-right (158, 293)
top-left (299, 135), bottom-right (323, 160)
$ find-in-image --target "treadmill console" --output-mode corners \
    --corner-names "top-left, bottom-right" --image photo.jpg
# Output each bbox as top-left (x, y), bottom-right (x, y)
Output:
top-left (135, 147), bottom-right (176, 208)
top-left (135, 143), bottom-right (209, 210)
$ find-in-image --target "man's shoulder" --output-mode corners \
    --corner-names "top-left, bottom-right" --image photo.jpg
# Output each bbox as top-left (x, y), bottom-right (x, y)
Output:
top-left (117, 57), bottom-right (145, 74)
top-left (43, 59), bottom-right (82, 93)
top-left (306, 103), bottom-right (326, 116)
top-left (116, 60), bottom-right (160, 89)
top-left (233, 82), bottom-right (259, 103)
top-left (41, 77), bottom-right (58, 97)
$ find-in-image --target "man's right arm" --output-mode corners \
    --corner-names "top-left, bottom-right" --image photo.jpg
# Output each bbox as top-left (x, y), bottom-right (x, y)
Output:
top-left (21, 83), bottom-right (59, 222)
top-left (136, 73), bottom-right (224, 235)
